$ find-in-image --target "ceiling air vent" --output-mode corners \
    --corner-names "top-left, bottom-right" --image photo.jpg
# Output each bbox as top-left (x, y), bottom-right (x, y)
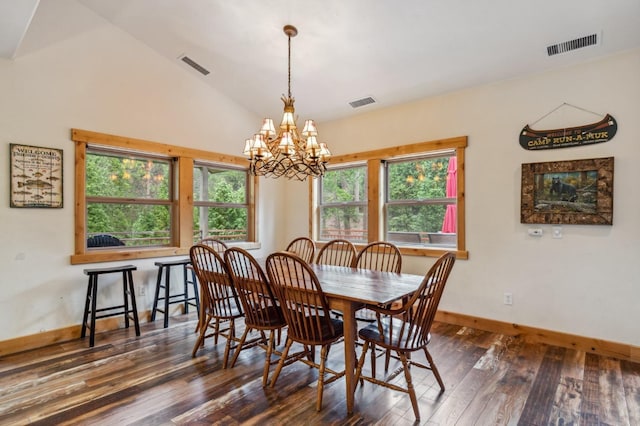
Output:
top-left (180, 55), bottom-right (210, 76)
top-left (349, 96), bottom-right (376, 109)
top-left (547, 33), bottom-right (598, 56)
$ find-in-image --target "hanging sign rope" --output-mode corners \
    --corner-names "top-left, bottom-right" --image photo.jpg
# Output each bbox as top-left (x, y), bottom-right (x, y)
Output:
top-left (519, 103), bottom-right (617, 150)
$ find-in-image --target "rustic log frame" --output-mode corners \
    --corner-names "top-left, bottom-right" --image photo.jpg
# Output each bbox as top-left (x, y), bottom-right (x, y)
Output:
top-left (521, 157), bottom-right (614, 225)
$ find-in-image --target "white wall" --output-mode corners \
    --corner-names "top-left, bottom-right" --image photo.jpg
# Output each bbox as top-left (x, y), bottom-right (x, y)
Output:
top-left (1, 2), bottom-right (638, 349)
top-left (0, 6), bottom-right (284, 341)
top-left (285, 49), bottom-right (640, 347)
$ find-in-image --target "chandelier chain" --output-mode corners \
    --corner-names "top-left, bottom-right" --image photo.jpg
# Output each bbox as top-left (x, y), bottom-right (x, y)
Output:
top-left (287, 34), bottom-right (292, 99)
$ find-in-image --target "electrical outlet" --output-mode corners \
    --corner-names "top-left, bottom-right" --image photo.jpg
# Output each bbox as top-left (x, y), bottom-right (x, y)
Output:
top-left (139, 285), bottom-right (146, 296)
top-left (503, 292), bottom-right (513, 305)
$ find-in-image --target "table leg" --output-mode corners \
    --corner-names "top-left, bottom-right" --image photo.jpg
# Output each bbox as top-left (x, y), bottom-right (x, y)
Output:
top-left (341, 301), bottom-right (358, 414)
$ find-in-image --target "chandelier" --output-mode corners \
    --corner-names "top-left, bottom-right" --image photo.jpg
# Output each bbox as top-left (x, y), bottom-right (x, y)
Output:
top-left (243, 25), bottom-right (331, 181)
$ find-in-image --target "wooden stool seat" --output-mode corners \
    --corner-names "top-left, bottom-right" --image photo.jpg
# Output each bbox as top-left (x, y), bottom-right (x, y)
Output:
top-left (81, 264), bottom-right (141, 347)
top-left (151, 258), bottom-right (200, 328)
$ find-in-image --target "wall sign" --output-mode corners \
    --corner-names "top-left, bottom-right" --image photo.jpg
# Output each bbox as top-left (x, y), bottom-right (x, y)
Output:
top-left (520, 114), bottom-right (617, 151)
top-left (10, 143), bottom-right (63, 208)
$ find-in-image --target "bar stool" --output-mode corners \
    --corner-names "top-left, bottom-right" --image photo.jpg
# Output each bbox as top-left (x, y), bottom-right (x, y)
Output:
top-left (81, 265), bottom-right (141, 347)
top-left (151, 258), bottom-right (200, 328)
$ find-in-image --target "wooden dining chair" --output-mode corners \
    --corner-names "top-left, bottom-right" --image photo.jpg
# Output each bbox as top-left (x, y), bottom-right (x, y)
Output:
top-left (353, 241), bottom-right (402, 273)
top-left (354, 252), bottom-right (456, 421)
top-left (224, 247), bottom-right (287, 386)
top-left (351, 241), bottom-right (403, 325)
top-left (199, 237), bottom-right (229, 253)
top-left (315, 239), bottom-right (357, 267)
top-left (189, 244), bottom-right (243, 368)
top-left (285, 236), bottom-right (316, 264)
top-left (265, 251), bottom-right (345, 412)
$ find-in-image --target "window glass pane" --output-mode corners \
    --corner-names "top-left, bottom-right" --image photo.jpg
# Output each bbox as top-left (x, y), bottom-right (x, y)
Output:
top-left (207, 169), bottom-right (247, 203)
top-left (386, 204), bottom-right (455, 247)
top-left (193, 167), bottom-right (203, 201)
top-left (319, 165), bottom-right (367, 243)
top-left (193, 165), bottom-right (250, 242)
top-left (319, 205), bottom-right (367, 243)
top-left (193, 206), bottom-right (248, 242)
top-left (387, 156), bottom-right (451, 201)
top-left (86, 153), bottom-right (170, 199)
top-left (207, 207), bottom-right (247, 240)
top-left (385, 154), bottom-right (457, 247)
top-left (321, 167), bottom-right (366, 203)
top-left (87, 203), bottom-right (171, 247)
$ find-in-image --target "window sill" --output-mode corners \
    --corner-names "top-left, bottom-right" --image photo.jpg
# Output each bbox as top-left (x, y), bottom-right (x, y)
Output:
top-left (70, 242), bottom-right (262, 265)
top-left (397, 246), bottom-right (468, 260)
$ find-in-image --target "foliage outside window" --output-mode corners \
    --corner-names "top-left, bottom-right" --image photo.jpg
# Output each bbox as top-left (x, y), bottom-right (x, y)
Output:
top-left (311, 136), bottom-right (467, 259)
top-left (193, 164), bottom-right (249, 242)
top-left (86, 150), bottom-right (173, 248)
top-left (318, 165), bottom-right (367, 243)
top-left (386, 153), bottom-right (457, 248)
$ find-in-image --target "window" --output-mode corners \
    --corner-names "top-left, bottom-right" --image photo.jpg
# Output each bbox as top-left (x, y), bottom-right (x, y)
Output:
top-left (317, 165), bottom-right (367, 243)
top-left (193, 164), bottom-right (249, 242)
top-left (312, 136), bottom-right (467, 259)
top-left (385, 153), bottom-right (457, 248)
top-left (86, 149), bottom-right (173, 248)
top-left (72, 128), bottom-right (257, 264)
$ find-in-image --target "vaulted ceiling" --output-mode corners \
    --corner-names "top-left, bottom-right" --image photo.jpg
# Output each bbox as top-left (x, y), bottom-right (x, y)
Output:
top-left (3, 0), bottom-right (640, 122)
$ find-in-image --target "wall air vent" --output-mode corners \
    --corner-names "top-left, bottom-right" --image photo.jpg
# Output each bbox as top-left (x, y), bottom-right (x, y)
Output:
top-left (547, 33), bottom-right (598, 56)
top-left (349, 96), bottom-right (376, 108)
top-left (180, 55), bottom-right (210, 76)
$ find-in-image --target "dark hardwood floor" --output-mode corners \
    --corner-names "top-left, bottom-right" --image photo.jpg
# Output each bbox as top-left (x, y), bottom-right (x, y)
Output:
top-left (0, 314), bottom-right (638, 425)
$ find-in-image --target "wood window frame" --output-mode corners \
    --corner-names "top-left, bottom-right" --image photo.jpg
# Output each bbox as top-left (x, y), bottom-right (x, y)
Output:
top-left (71, 129), bottom-right (258, 264)
top-left (311, 136), bottom-right (468, 259)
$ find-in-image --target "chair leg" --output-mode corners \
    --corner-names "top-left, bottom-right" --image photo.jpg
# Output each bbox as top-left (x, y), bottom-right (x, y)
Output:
top-left (261, 330), bottom-right (276, 387)
top-left (316, 345), bottom-right (329, 412)
top-left (222, 319), bottom-right (236, 369)
top-left (192, 314), bottom-right (210, 357)
top-left (423, 347), bottom-right (445, 392)
top-left (399, 352), bottom-right (420, 421)
top-left (370, 342), bottom-right (377, 379)
top-left (270, 338), bottom-right (293, 388)
top-left (213, 319), bottom-right (220, 345)
top-left (384, 347), bottom-right (393, 372)
top-left (229, 327), bottom-right (251, 368)
top-left (355, 340), bottom-right (369, 387)
top-left (308, 345), bottom-right (315, 364)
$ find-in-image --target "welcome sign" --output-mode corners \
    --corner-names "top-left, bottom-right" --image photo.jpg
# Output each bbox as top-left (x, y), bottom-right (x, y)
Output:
top-left (519, 114), bottom-right (617, 150)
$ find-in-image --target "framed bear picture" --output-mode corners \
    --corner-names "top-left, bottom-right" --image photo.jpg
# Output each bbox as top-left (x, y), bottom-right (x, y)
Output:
top-left (520, 157), bottom-right (613, 225)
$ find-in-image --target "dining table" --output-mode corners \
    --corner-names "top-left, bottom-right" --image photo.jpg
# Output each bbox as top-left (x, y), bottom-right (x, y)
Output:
top-left (305, 263), bottom-right (425, 414)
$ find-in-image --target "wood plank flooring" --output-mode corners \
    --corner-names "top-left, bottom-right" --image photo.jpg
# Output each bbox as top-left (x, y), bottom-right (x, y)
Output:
top-left (0, 314), bottom-right (638, 425)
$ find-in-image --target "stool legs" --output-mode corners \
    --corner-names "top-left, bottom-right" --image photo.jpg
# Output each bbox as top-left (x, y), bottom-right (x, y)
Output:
top-left (150, 266), bottom-right (163, 322)
top-left (80, 274), bottom-right (100, 347)
top-left (81, 267), bottom-right (140, 347)
top-left (184, 267), bottom-right (200, 315)
top-left (125, 269), bottom-right (141, 336)
top-left (151, 262), bottom-right (200, 328)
